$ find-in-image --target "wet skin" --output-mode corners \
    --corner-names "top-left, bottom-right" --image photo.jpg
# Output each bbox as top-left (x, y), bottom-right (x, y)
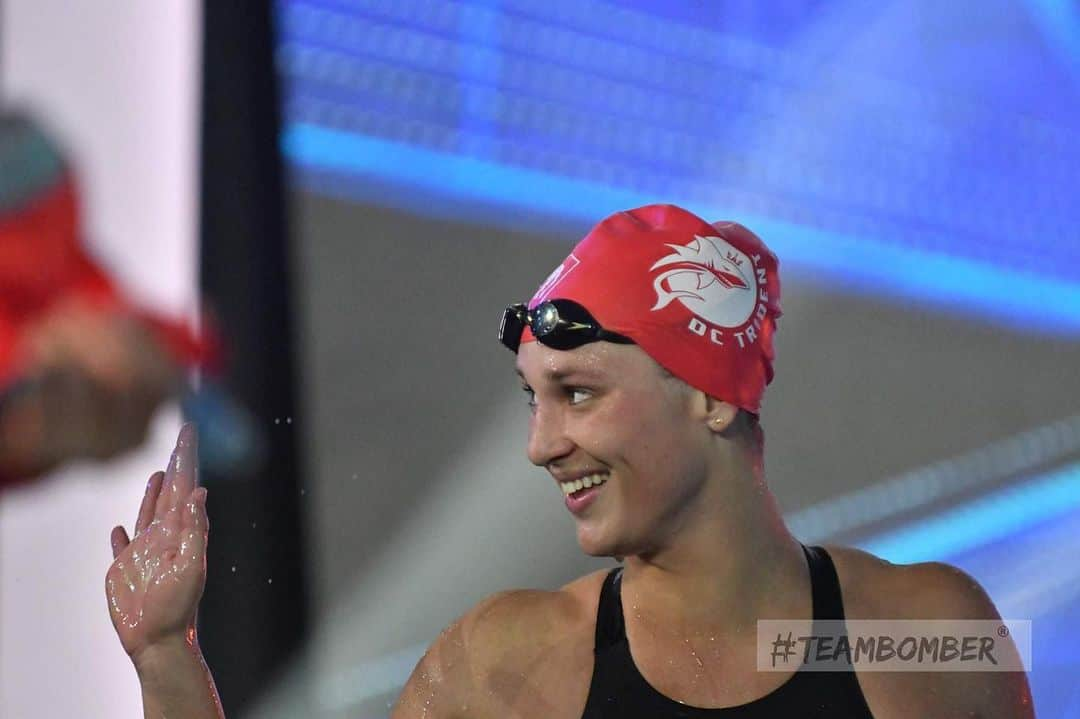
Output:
top-left (106, 423), bottom-right (208, 661)
top-left (390, 342), bottom-right (1034, 718)
top-left (515, 340), bottom-right (719, 561)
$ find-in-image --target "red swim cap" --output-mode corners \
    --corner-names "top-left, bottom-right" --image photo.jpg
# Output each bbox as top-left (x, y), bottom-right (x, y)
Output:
top-left (521, 204), bottom-right (782, 413)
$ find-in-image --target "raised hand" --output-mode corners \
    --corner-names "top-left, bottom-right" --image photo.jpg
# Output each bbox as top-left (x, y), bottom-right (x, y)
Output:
top-left (106, 423), bottom-right (208, 662)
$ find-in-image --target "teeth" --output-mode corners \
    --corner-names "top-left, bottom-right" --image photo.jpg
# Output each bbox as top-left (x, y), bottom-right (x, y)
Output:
top-left (561, 473), bottom-right (609, 495)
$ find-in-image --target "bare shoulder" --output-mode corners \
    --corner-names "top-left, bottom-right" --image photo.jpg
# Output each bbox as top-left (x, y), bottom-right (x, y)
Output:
top-left (822, 545), bottom-right (1034, 719)
top-left (456, 567), bottom-right (608, 651)
top-left (392, 569), bottom-right (609, 719)
top-left (822, 544), bottom-right (999, 619)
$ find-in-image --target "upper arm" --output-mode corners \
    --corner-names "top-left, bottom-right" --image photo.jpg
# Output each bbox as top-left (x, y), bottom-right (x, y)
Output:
top-left (390, 590), bottom-right (509, 719)
top-left (389, 589), bottom-right (569, 719)
top-left (897, 562), bottom-right (1034, 719)
top-left (391, 618), bottom-right (473, 719)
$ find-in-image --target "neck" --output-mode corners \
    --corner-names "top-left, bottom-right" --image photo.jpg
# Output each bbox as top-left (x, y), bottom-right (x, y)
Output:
top-left (619, 454), bottom-right (809, 638)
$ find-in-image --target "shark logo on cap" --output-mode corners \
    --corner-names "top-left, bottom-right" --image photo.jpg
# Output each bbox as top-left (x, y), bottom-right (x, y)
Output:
top-left (650, 235), bottom-right (758, 328)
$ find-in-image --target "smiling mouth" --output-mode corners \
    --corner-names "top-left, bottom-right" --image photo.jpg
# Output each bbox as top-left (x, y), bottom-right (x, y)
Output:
top-left (560, 473), bottom-right (609, 496)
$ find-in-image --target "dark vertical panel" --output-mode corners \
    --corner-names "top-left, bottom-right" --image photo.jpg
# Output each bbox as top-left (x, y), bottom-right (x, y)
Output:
top-left (199, 3), bottom-right (308, 715)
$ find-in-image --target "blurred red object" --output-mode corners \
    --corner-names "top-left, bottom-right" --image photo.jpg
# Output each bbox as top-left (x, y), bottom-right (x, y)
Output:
top-left (0, 116), bottom-right (225, 487)
top-left (0, 173), bottom-right (217, 389)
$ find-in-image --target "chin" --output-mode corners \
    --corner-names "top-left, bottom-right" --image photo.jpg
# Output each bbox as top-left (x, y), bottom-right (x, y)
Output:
top-left (576, 524), bottom-right (627, 559)
top-left (578, 543), bottom-right (615, 559)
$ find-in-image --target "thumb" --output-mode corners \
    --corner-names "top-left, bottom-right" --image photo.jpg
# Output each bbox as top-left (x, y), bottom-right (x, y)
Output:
top-left (110, 525), bottom-right (130, 560)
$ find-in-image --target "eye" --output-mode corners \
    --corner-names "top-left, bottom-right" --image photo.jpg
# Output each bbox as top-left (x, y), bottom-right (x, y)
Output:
top-left (520, 385), bottom-right (536, 408)
top-left (569, 388), bottom-right (592, 405)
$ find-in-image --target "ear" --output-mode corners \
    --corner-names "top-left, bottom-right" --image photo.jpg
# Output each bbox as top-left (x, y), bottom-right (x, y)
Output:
top-left (702, 395), bottom-right (738, 434)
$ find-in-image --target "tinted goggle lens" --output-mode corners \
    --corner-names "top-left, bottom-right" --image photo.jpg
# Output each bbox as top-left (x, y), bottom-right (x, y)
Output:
top-left (534, 304), bottom-right (562, 336)
top-left (498, 299), bottom-right (633, 353)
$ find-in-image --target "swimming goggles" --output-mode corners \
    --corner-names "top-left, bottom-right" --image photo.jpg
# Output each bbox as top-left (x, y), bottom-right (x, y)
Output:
top-left (498, 299), bottom-right (634, 353)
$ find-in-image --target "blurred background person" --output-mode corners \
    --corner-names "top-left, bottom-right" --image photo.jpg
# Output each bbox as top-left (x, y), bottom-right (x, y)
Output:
top-left (0, 113), bottom-right (209, 485)
top-left (0, 3), bottom-right (207, 717)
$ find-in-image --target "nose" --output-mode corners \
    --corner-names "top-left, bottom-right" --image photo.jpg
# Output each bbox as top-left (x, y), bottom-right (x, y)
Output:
top-left (526, 402), bottom-right (575, 467)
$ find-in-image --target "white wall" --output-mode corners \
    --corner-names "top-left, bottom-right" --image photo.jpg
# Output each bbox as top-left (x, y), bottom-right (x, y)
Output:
top-left (0, 2), bottom-right (200, 716)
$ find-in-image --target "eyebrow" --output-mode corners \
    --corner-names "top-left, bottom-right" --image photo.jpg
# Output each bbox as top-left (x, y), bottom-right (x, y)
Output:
top-left (515, 367), bottom-right (604, 382)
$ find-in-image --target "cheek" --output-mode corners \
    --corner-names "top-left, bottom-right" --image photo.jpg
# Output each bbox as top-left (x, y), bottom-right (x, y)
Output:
top-left (570, 395), bottom-right (691, 476)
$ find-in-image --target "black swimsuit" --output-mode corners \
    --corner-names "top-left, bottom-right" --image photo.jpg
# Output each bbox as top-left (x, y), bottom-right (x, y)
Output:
top-left (580, 545), bottom-right (876, 718)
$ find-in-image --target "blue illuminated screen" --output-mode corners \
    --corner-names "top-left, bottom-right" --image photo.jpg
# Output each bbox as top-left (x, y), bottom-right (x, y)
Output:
top-left (276, 0), bottom-right (1080, 334)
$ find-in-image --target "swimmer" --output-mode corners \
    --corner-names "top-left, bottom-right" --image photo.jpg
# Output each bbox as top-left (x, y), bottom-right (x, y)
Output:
top-left (106, 205), bottom-right (1033, 718)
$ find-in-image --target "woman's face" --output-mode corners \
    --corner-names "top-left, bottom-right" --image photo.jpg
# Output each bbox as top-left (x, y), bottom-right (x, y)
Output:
top-left (515, 340), bottom-right (712, 558)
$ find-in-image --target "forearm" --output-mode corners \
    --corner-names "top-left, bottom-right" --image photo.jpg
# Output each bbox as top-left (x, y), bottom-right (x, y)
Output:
top-left (134, 635), bottom-right (225, 719)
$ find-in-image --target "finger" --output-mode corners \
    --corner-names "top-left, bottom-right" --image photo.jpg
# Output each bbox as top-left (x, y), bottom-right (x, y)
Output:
top-left (195, 487), bottom-right (208, 536)
top-left (135, 471), bottom-right (165, 536)
top-left (110, 525), bottom-right (130, 559)
top-left (180, 489), bottom-right (209, 567)
top-left (172, 422), bottom-right (198, 504)
top-left (182, 487), bottom-right (208, 535)
top-left (154, 444), bottom-right (175, 518)
top-left (156, 423), bottom-right (198, 517)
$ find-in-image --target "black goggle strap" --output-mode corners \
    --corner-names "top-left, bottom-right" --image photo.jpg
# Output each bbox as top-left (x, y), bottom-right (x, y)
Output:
top-left (543, 301), bottom-right (633, 345)
top-left (498, 303), bottom-right (527, 353)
